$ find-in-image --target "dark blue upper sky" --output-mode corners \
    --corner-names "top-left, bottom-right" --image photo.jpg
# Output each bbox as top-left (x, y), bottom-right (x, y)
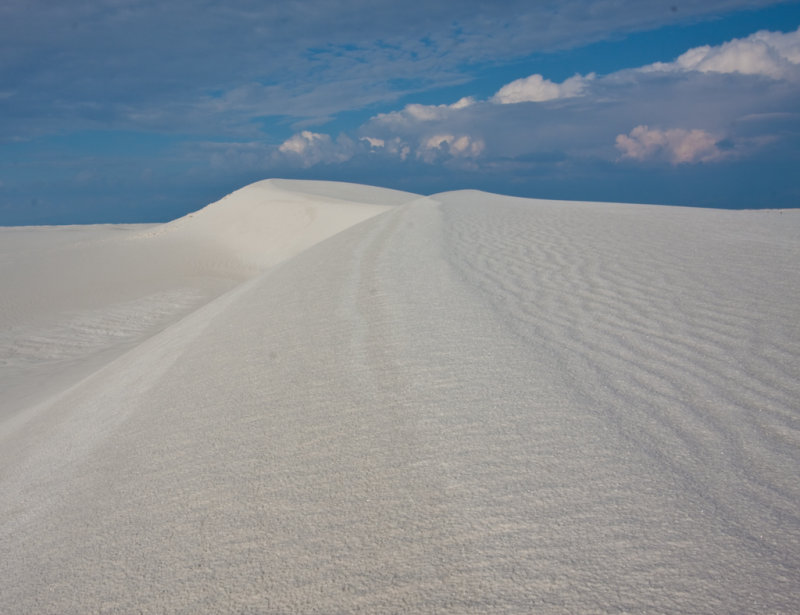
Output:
top-left (1, 0), bottom-right (799, 224)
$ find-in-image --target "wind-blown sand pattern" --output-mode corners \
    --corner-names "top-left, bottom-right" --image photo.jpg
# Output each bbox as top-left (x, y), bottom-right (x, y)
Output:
top-left (1, 180), bottom-right (798, 613)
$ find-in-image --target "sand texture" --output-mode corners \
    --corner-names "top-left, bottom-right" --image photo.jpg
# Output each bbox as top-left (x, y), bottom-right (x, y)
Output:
top-left (1, 180), bottom-right (798, 613)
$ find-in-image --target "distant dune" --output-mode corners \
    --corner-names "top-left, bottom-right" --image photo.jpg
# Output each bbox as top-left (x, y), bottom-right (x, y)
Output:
top-left (1, 180), bottom-right (798, 613)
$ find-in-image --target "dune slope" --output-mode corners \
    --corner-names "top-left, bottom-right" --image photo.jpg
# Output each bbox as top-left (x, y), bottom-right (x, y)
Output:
top-left (0, 179), bottom-right (403, 425)
top-left (1, 183), bottom-right (798, 613)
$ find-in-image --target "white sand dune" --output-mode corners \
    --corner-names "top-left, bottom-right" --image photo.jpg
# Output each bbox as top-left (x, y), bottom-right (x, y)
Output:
top-left (1, 180), bottom-right (798, 613)
top-left (0, 180), bottom-right (403, 426)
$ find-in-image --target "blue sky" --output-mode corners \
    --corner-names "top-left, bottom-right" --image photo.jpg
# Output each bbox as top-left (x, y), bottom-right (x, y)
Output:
top-left (1, 1), bottom-right (799, 224)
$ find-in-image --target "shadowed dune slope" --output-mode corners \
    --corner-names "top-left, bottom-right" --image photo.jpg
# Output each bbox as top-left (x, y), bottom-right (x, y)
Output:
top-left (0, 180), bottom-right (409, 426)
top-left (140, 179), bottom-right (412, 271)
top-left (1, 183), bottom-right (799, 613)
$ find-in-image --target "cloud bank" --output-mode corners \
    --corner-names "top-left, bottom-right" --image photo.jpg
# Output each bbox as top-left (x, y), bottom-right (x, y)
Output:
top-left (615, 126), bottom-right (726, 164)
top-left (642, 26), bottom-right (800, 78)
top-left (277, 131), bottom-right (356, 167)
top-left (348, 26), bottom-right (798, 170)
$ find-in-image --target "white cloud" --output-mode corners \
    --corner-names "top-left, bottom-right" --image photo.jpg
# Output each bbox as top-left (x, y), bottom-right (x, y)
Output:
top-left (277, 131), bottom-right (355, 167)
top-left (357, 27), bottom-right (800, 176)
top-left (358, 136), bottom-right (411, 159)
top-left (278, 131), bottom-right (324, 156)
top-left (450, 97), bottom-right (476, 109)
top-left (642, 26), bottom-right (800, 79)
top-left (615, 125), bottom-right (726, 164)
top-left (360, 136), bottom-right (385, 148)
top-left (386, 138), bottom-right (411, 161)
top-left (417, 134), bottom-right (485, 163)
top-left (373, 97), bottom-right (476, 126)
top-left (492, 73), bottom-right (594, 104)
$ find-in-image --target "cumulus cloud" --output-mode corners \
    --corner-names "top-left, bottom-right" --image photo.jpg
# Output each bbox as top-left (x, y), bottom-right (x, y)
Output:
top-left (276, 128), bottom-right (483, 167)
top-left (417, 134), bottom-right (485, 162)
top-left (166, 26), bottom-right (800, 178)
top-left (642, 26), bottom-right (800, 79)
top-left (385, 138), bottom-right (412, 161)
top-left (373, 97), bottom-right (476, 127)
top-left (359, 26), bottom-right (800, 173)
top-left (615, 125), bottom-right (727, 164)
top-left (277, 131), bottom-right (355, 167)
top-left (360, 136), bottom-right (385, 148)
top-left (492, 73), bottom-right (595, 104)
top-left (358, 136), bottom-right (412, 159)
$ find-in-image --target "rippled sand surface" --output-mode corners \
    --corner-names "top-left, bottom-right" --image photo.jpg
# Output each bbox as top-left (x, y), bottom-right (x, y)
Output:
top-left (2, 181), bottom-right (798, 613)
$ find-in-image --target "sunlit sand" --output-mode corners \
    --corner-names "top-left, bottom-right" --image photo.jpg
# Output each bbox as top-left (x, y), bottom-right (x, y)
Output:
top-left (2, 180), bottom-right (798, 612)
